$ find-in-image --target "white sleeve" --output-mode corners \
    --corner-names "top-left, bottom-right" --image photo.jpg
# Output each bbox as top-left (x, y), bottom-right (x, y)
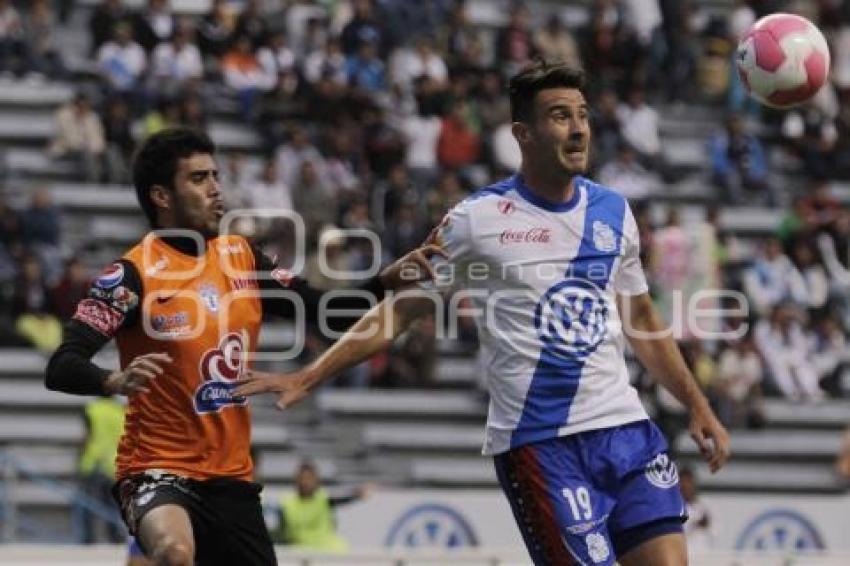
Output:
top-left (418, 199), bottom-right (474, 293)
top-left (613, 203), bottom-right (649, 296)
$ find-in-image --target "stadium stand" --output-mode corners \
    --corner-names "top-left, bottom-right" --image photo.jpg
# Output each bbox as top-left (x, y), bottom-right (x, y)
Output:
top-left (0, 0), bottom-right (847, 554)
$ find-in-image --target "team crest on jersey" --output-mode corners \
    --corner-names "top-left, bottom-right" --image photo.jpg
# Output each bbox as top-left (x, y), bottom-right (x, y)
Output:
top-left (194, 331), bottom-right (249, 414)
top-left (199, 283), bottom-right (220, 312)
top-left (644, 453), bottom-right (679, 489)
top-left (585, 532), bottom-right (610, 564)
top-left (497, 199), bottom-right (515, 215)
top-left (535, 278), bottom-right (609, 359)
top-left (95, 263), bottom-right (124, 289)
top-left (592, 221), bottom-right (617, 252)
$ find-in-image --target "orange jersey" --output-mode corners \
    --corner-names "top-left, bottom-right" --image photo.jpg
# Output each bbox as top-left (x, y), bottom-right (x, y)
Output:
top-left (114, 234), bottom-right (262, 481)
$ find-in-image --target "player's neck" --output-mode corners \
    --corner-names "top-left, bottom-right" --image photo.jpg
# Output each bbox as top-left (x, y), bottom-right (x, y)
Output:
top-left (519, 167), bottom-right (577, 206)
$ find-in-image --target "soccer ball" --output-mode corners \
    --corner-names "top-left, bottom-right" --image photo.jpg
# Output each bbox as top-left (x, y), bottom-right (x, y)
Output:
top-left (735, 13), bottom-right (830, 108)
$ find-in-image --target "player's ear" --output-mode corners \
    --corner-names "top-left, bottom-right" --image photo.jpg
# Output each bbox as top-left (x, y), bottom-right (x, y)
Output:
top-left (511, 122), bottom-right (531, 145)
top-left (149, 185), bottom-right (171, 211)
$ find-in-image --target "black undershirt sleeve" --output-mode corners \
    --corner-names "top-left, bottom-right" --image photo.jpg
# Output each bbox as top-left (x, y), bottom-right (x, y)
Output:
top-left (45, 259), bottom-right (143, 395)
top-left (251, 245), bottom-right (386, 333)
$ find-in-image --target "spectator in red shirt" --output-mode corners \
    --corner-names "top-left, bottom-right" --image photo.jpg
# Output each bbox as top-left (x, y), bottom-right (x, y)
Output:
top-left (51, 257), bottom-right (91, 321)
top-left (437, 100), bottom-right (480, 170)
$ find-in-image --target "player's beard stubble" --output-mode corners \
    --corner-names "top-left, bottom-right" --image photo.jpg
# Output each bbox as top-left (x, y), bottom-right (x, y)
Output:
top-left (172, 190), bottom-right (222, 240)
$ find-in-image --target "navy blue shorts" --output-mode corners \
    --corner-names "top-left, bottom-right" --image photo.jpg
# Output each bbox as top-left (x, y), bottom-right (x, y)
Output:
top-left (493, 420), bottom-right (685, 565)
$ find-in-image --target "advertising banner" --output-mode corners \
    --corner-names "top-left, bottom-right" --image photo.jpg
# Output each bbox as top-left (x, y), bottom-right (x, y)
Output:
top-left (335, 489), bottom-right (850, 555)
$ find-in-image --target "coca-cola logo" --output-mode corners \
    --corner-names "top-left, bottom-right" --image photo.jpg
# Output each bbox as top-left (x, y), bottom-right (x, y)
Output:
top-left (194, 332), bottom-right (248, 414)
top-left (499, 228), bottom-right (552, 244)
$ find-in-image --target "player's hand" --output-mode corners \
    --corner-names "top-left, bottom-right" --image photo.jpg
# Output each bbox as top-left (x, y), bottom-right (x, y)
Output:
top-left (232, 369), bottom-right (312, 410)
top-left (689, 404), bottom-right (731, 473)
top-left (104, 352), bottom-right (172, 396)
top-left (378, 239), bottom-right (447, 290)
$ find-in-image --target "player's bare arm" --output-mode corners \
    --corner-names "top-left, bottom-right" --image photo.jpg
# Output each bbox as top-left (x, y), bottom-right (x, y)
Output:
top-left (376, 243), bottom-right (447, 290)
top-left (618, 292), bottom-right (731, 473)
top-left (233, 293), bottom-right (434, 409)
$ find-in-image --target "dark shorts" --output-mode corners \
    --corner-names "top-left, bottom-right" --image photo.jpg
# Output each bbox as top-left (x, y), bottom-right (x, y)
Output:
top-left (113, 471), bottom-right (277, 566)
top-left (493, 420), bottom-right (686, 565)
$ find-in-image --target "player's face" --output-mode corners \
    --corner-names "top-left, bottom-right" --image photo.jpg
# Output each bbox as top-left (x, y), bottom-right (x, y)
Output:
top-left (171, 153), bottom-right (224, 238)
top-left (527, 88), bottom-right (591, 176)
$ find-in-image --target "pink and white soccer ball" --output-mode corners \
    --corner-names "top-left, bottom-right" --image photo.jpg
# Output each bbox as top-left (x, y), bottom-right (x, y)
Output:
top-left (736, 13), bottom-right (830, 108)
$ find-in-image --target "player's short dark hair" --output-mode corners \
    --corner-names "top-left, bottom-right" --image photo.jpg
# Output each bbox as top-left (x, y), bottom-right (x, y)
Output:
top-left (509, 61), bottom-right (586, 123)
top-left (132, 127), bottom-right (216, 227)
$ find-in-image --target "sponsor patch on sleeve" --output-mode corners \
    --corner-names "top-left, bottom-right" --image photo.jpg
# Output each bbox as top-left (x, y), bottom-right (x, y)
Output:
top-left (94, 263), bottom-right (125, 289)
top-left (73, 298), bottom-right (125, 336)
top-left (270, 267), bottom-right (295, 288)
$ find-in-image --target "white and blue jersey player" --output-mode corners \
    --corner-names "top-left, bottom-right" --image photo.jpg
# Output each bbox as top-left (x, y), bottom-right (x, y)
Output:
top-left (233, 62), bottom-right (731, 565)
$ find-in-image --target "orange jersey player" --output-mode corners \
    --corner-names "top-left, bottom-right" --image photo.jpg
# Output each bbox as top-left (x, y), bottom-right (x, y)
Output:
top-left (45, 128), bottom-right (442, 566)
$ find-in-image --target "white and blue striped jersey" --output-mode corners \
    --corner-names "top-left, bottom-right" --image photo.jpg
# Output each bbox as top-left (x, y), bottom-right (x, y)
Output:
top-left (432, 174), bottom-right (649, 455)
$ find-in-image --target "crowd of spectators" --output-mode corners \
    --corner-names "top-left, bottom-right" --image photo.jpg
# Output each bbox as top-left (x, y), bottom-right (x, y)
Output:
top-left (0, 0), bottom-right (849, 432)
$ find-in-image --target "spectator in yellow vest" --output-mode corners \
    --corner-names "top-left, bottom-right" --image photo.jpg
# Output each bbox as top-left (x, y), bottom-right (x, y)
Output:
top-left (78, 395), bottom-right (125, 543)
top-left (272, 459), bottom-right (369, 552)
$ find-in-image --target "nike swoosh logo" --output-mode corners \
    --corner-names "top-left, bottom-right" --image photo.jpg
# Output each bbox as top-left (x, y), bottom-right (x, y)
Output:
top-left (156, 294), bottom-right (178, 304)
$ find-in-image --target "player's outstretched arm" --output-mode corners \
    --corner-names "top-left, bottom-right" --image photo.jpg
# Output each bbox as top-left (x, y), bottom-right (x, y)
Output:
top-left (46, 259), bottom-right (160, 397)
top-left (618, 292), bottom-right (731, 473)
top-left (233, 291), bottom-right (435, 409)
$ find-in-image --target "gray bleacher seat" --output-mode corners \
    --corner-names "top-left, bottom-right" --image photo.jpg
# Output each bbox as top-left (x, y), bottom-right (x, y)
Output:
top-left (0, 111), bottom-right (54, 142)
top-left (663, 138), bottom-right (708, 170)
top-left (208, 121), bottom-right (262, 152)
top-left (411, 457), bottom-right (842, 492)
top-left (89, 216), bottom-right (146, 243)
top-left (719, 206), bottom-right (783, 233)
top-left (257, 323), bottom-right (297, 350)
top-left (0, 414), bottom-right (85, 443)
top-left (127, 119), bottom-right (262, 154)
top-left (251, 423), bottom-right (291, 449)
top-left (6, 481), bottom-right (73, 506)
top-left (363, 423), bottom-right (483, 452)
top-left (675, 430), bottom-right (843, 461)
top-left (433, 357), bottom-right (479, 386)
top-left (91, 349), bottom-right (120, 369)
top-left (317, 390), bottom-right (486, 420)
top-left (690, 462), bottom-right (842, 493)
top-left (4, 148), bottom-right (78, 179)
top-left (409, 457), bottom-right (496, 487)
top-left (830, 181), bottom-right (850, 204)
top-left (649, 203), bottom-right (782, 234)
top-left (4, 446), bottom-right (78, 479)
top-left (0, 80), bottom-right (73, 107)
top-left (0, 379), bottom-right (91, 409)
top-left (256, 452), bottom-right (337, 484)
top-left (763, 400), bottom-right (850, 430)
top-left (0, 349), bottom-right (48, 375)
top-left (78, 0), bottom-right (211, 15)
top-left (48, 183), bottom-right (136, 211)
